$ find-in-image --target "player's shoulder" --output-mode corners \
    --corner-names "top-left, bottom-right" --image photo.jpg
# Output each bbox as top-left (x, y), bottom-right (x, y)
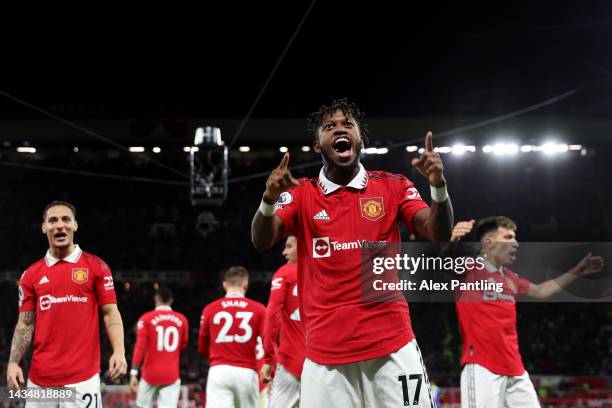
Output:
top-left (253, 299), bottom-right (267, 313)
top-left (174, 310), bottom-right (189, 321)
top-left (139, 310), bottom-right (155, 322)
top-left (367, 170), bottom-right (413, 184)
top-left (82, 252), bottom-right (112, 272)
top-left (21, 258), bottom-right (47, 280)
top-left (274, 262), bottom-right (295, 277)
top-left (504, 268), bottom-right (524, 281)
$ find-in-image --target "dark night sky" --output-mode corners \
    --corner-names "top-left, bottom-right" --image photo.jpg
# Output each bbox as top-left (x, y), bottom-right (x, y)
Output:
top-left (1, 1), bottom-right (611, 119)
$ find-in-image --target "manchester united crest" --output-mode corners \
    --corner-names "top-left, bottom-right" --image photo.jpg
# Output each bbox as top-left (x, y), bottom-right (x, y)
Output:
top-left (360, 197), bottom-right (385, 221)
top-left (72, 268), bottom-right (89, 284)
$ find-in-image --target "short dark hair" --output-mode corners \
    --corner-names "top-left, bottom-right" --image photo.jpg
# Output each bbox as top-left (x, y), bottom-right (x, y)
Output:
top-left (224, 266), bottom-right (249, 286)
top-left (43, 201), bottom-right (77, 222)
top-left (476, 216), bottom-right (517, 241)
top-left (307, 98), bottom-right (369, 144)
top-left (155, 287), bottom-right (173, 304)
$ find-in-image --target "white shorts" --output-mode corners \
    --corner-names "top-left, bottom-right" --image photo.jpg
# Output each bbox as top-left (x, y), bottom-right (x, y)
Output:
top-left (300, 340), bottom-right (434, 408)
top-left (268, 363), bottom-right (300, 408)
top-left (460, 363), bottom-right (540, 408)
top-left (26, 374), bottom-right (101, 408)
top-left (136, 378), bottom-right (181, 408)
top-left (206, 364), bottom-right (258, 408)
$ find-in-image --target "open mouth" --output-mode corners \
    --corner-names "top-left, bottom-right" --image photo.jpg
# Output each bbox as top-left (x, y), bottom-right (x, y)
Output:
top-left (54, 232), bottom-right (67, 241)
top-left (331, 136), bottom-right (354, 162)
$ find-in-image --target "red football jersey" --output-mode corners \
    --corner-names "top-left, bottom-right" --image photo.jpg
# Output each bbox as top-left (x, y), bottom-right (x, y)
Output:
top-left (18, 246), bottom-right (117, 386)
top-left (455, 261), bottom-right (531, 376)
top-left (132, 306), bottom-right (189, 385)
top-left (274, 164), bottom-right (430, 365)
top-left (263, 262), bottom-right (305, 378)
top-left (198, 292), bottom-right (266, 370)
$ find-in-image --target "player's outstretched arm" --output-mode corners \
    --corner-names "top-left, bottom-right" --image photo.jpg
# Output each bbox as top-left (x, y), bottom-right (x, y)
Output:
top-left (101, 304), bottom-right (127, 380)
top-left (527, 253), bottom-right (605, 300)
top-left (411, 132), bottom-right (454, 242)
top-left (6, 311), bottom-right (34, 390)
top-left (252, 152), bottom-right (298, 251)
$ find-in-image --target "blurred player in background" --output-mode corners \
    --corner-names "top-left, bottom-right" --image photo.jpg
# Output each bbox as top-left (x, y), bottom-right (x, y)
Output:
top-left (451, 217), bottom-right (604, 407)
top-left (130, 287), bottom-right (188, 407)
top-left (199, 266), bottom-right (266, 408)
top-left (252, 99), bottom-right (454, 407)
top-left (260, 236), bottom-right (304, 408)
top-left (6, 200), bottom-right (127, 406)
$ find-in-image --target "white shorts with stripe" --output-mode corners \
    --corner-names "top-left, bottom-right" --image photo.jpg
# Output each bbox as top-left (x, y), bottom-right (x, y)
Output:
top-left (26, 374), bottom-right (101, 408)
top-left (206, 364), bottom-right (258, 408)
top-left (300, 339), bottom-right (435, 408)
top-left (135, 378), bottom-right (181, 408)
top-left (460, 363), bottom-right (540, 408)
top-left (268, 363), bottom-right (300, 408)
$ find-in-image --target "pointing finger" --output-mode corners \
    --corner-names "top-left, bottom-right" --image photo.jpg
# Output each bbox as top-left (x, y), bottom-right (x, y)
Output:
top-left (425, 131), bottom-right (433, 152)
top-left (278, 152), bottom-right (290, 169)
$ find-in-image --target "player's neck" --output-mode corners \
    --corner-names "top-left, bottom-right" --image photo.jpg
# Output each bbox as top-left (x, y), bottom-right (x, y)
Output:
top-left (482, 254), bottom-right (501, 270)
top-left (49, 243), bottom-right (76, 260)
top-left (225, 289), bottom-right (245, 297)
top-left (324, 162), bottom-right (360, 186)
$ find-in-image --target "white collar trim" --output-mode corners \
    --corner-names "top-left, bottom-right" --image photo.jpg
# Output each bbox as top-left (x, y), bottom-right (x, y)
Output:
top-left (226, 291), bottom-right (245, 298)
top-left (45, 245), bottom-right (82, 267)
top-left (155, 305), bottom-right (173, 311)
top-left (483, 258), bottom-right (504, 275)
top-left (317, 163), bottom-right (368, 195)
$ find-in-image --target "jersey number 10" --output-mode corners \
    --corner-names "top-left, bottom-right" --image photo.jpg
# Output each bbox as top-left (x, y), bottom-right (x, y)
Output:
top-left (155, 326), bottom-right (179, 352)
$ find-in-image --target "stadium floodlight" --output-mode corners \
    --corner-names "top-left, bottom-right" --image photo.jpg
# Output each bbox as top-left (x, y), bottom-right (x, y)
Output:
top-left (482, 145), bottom-right (493, 154)
top-left (435, 146), bottom-right (451, 154)
top-left (152, 147), bottom-right (161, 154)
top-left (418, 147), bottom-right (425, 154)
top-left (73, 147), bottom-right (79, 153)
top-left (279, 146), bottom-right (288, 153)
top-left (492, 143), bottom-right (518, 155)
top-left (190, 126), bottom-right (228, 207)
top-left (17, 147), bottom-right (36, 153)
top-left (129, 146), bottom-right (145, 152)
top-left (451, 144), bottom-right (466, 155)
top-left (556, 144), bottom-right (568, 153)
top-left (364, 147), bottom-right (377, 154)
top-left (301, 146), bottom-right (311, 152)
top-left (540, 142), bottom-right (557, 155)
top-left (238, 146), bottom-right (250, 152)
top-left (569, 144), bottom-right (582, 151)
top-left (376, 148), bottom-right (389, 154)
top-left (520, 145), bottom-right (534, 152)
top-left (465, 145), bottom-right (476, 152)
top-left (406, 145), bottom-right (418, 152)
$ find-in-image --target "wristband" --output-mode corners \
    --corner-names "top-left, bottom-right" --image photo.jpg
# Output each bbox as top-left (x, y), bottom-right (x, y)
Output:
top-left (258, 199), bottom-right (276, 217)
top-left (430, 184), bottom-right (449, 203)
top-left (130, 369), bottom-right (139, 377)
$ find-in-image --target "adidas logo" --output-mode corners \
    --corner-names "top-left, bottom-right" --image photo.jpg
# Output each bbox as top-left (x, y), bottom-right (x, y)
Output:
top-left (313, 210), bottom-right (330, 221)
top-left (39, 276), bottom-right (49, 285)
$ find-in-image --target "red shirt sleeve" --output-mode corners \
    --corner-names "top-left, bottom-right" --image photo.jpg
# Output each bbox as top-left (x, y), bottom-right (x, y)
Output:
top-left (18, 269), bottom-right (36, 313)
top-left (132, 316), bottom-right (148, 368)
top-left (396, 175), bottom-right (430, 234)
top-left (263, 270), bottom-right (287, 364)
top-left (198, 307), bottom-right (210, 358)
top-left (274, 181), bottom-right (305, 237)
top-left (181, 315), bottom-right (189, 351)
top-left (94, 258), bottom-right (117, 305)
top-left (509, 272), bottom-right (531, 296)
